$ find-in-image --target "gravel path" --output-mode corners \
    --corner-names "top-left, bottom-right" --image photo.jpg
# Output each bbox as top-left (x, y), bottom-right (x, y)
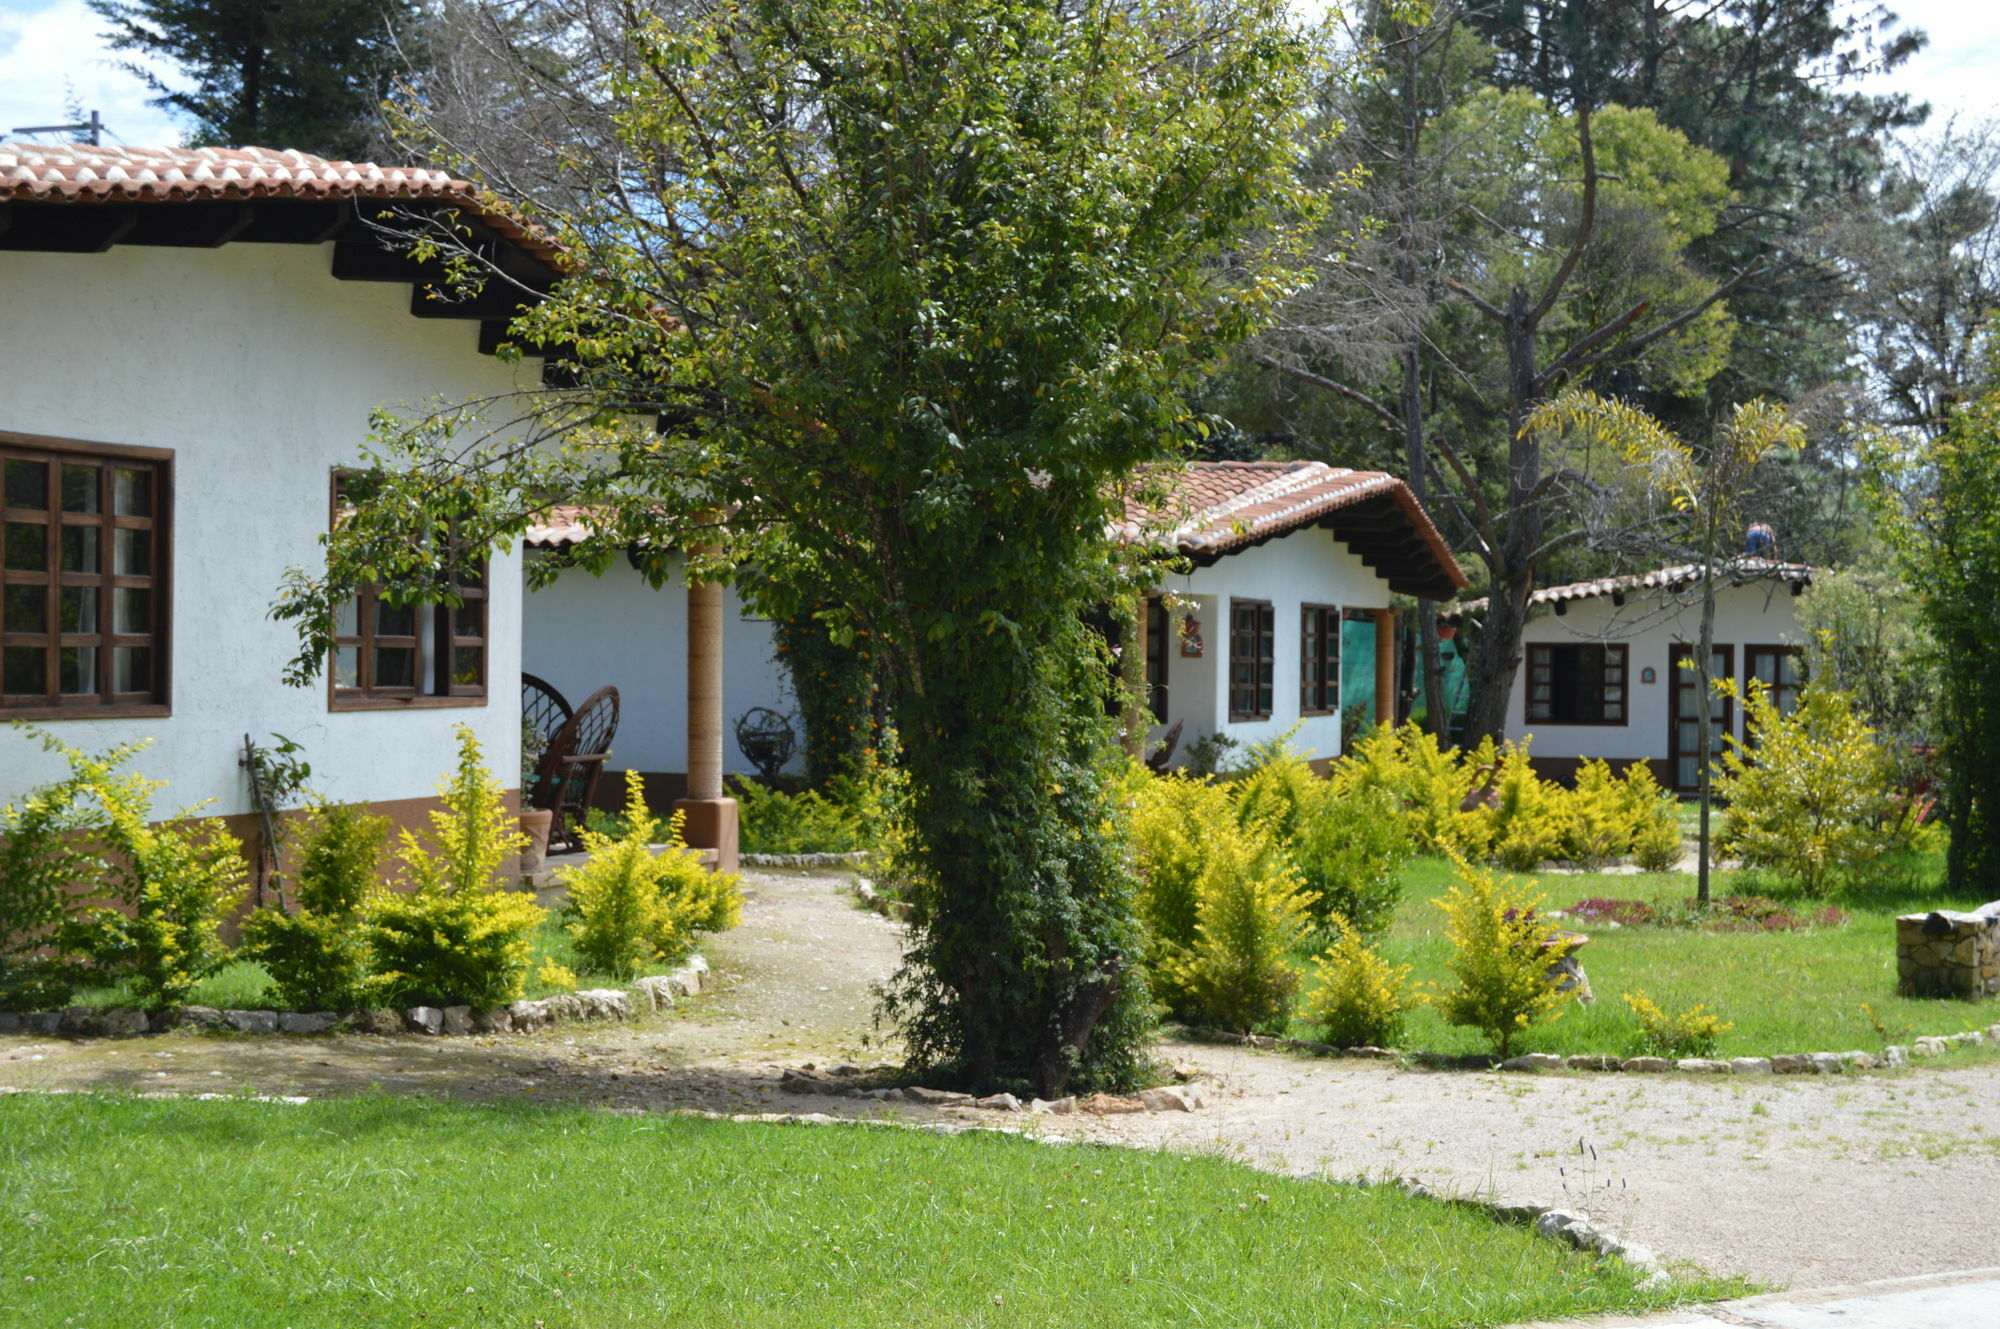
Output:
top-left (5, 865), bottom-right (2000, 1290)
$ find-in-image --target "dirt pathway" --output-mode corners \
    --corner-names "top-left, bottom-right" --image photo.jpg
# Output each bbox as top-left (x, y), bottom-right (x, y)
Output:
top-left (6, 866), bottom-right (2000, 1290)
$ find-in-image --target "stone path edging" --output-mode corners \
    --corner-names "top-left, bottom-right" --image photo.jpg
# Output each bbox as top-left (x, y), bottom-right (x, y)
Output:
top-left (0, 954), bottom-right (714, 1041)
top-left (854, 876), bottom-right (913, 922)
top-left (1185, 1024), bottom-right (2000, 1076)
top-left (740, 851), bottom-right (870, 869)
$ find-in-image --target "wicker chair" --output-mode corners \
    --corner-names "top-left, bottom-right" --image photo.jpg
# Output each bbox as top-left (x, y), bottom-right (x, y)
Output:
top-left (529, 684), bottom-right (620, 852)
top-left (522, 673), bottom-right (573, 763)
top-left (1145, 718), bottom-right (1184, 773)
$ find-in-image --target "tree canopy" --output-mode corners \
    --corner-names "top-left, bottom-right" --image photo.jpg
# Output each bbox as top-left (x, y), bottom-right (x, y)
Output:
top-left (279, 0), bottom-right (1324, 1097)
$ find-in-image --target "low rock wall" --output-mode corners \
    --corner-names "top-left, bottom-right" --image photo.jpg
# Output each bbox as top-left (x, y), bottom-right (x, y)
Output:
top-left (1898, 903), bottom-right (2000, 997)
top-left (0, 955), bottom-right (712, 1040)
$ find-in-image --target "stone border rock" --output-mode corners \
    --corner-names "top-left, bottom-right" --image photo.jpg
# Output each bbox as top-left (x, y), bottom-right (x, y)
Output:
top-left (774, 1063), bottom-right (1205, 1115)
top-left (853, 876), bottom-right (914, 922)
top-left (0, 955), bottom-right (714, 1041)
top-left (740, 851), bottom-right (871, 869)
top-left (1183, 1023), bottom-right (2000, 1076)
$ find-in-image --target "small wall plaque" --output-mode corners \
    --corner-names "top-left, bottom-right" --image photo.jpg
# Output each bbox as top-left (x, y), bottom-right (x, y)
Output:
top-left (1640, 666), bottom-right (1657, 685)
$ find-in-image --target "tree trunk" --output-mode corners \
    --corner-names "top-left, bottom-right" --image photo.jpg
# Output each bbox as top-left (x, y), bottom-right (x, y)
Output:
top-left (1694, 503), bottom-right (1721, 906)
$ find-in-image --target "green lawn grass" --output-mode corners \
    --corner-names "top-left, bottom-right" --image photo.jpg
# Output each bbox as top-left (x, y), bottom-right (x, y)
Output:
top-left (1294, 855), bottom-right (2000, 1058)
top-left (0, 1093), bottom-right (1740, 1328)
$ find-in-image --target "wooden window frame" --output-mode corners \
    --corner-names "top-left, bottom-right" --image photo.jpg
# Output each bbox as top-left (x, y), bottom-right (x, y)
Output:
top-left (1668, 642), bottom-right (1735, 793)
top-left (1228, 598), bottom-right (1275, 722)
top-left (1299, 603), bottom-right (1340, 716)
top-left (1143, 595), bottom-right (1170, 724)
top-left (1, 430), bottom-right (172, 720)
top-left (1743, 644), bottom-right (1803, 744)
top-left (1524, 642), bottom-right (1629, 727)
top-left (327, 473), bottom-right (489, 713)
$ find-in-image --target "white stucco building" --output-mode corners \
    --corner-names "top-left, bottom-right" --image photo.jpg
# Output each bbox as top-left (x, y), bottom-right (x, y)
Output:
top-left (1459, 561), bottom-right (1812, 790)
top-left (516, 460), bottom-right (1465, 793)
top-left (0, 143), bottom-right (554, 847)
top-left (1123, 461), bottom-right (1465, 769)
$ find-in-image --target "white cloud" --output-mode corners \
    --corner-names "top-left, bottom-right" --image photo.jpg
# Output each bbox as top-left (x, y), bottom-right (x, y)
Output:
top-left (0, 0), bottom-right (183, 148)
top-left (1863, 0), bottom-right (2000, 124)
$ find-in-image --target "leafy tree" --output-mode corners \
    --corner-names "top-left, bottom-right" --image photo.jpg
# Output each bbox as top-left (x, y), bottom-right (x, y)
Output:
top-left (279, 0), bottom-right (1321, 1096)
top-left (1826, 119), bottom-right (2000, 440)
top-left (1524, 389), bottom-right (1804, 901)
top-left (1875, 345), bottom-right (2000, 892)
top-left (90, 0), bottom-right (416, 157)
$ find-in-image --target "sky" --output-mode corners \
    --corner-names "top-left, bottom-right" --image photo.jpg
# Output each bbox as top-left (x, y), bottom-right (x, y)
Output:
top-left (0, 0), bottom-right (1994, 155)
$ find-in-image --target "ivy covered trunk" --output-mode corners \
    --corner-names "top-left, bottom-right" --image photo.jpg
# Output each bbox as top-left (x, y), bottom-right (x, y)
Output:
top-left (886, 603), bottom-right (1150, 1097)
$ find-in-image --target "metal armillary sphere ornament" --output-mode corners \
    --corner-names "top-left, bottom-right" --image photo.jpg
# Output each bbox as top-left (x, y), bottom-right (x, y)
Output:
top-left (734, 707), bottom-right (799, 782)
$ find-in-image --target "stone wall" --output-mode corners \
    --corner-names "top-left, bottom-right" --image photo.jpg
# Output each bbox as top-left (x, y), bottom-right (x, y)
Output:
top-left (1897, 904), bottom-right (2000, 997)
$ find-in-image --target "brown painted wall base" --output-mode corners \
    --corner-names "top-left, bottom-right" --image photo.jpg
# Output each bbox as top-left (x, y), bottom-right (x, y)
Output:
top-left (673, 797), bottom-right (740, 875)
top-left (1527, 756), bottom-right (1677, 790)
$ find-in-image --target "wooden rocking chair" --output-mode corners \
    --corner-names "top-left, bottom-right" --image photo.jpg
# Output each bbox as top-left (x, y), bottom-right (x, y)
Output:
top-left (1145, 718), bottom-right (1184, 773)
top-left (529, 684), bottom-right (621, 853)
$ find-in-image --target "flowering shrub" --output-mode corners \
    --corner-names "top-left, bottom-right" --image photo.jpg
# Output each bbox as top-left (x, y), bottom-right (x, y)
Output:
top-left (1567, 897), bottom-right (1658, 927)
top-left (0, 732), bottom-right (106, 1007)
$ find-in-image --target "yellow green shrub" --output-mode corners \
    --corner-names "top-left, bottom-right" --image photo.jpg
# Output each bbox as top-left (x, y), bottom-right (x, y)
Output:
top-left (1618, 762), bottom-right (1684, 872)
top-left (1330, 722), bottom-right (1492, 857)
top-left (1564, 759), bottom-right (1631, 871)
top-left (565, 771), bottom-right (743, 979)
top-left (1715, 684), bottom-right (1907, 896)
top-left (1623, 989), bottom-right (1731, 1058)
top-left (1128, 772), bottom-right (1235, 959)
top-left (1302, 915), bottom-right (1412, 1049)
top-left (1487, 741), bottom-right (1573, 872)
top-left (1428, 858), bottom-right (1574, 1056)
top-left (238, 801), bottom-right (390, 1011)
top-left (367, 726), bottom-right (544, 1007)
top-left (1157, 818), bottom-right (1315, 1033)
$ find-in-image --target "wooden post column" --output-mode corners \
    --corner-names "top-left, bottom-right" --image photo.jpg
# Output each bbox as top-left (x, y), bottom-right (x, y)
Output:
top-left (1372, 607), bottom-right (1397, 730)
top-left (673, 568), bottom-right (739, 873)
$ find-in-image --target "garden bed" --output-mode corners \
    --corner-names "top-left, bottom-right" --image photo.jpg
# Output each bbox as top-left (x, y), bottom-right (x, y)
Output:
top-left (1292, 857), bottom-right (2000, 1060)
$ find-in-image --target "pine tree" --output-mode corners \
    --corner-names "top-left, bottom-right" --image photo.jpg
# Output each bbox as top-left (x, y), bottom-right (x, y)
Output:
top-left (89, 0), bottom-right (418, 158)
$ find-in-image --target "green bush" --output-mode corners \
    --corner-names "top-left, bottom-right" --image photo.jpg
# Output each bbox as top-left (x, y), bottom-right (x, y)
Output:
top-left (731, 748), bottom-right (904, 855)
top-left (565, 771), bottom-right (743, 979)
top-left (238, 802), bottom-right (389, 1011)
top-left (1302, 916), bottom-right (1411, 1049)
top-left (1715, 684), bottom-right (1913, 896)
top-left (1159, 816), bottom-right (1315, 1033)
top-left (0, 733), bottom-right (106, 1007)
top-left (367, 727), bottom-right (543, 1007)
top-left (1291, 785), bottom-right (1411, 937)
top-left (1428, 859), bottom-right (1573, 1057)
top-left (49, 737), bottom-right (248, 1012)
top-left (1487, 741), bottom-right (1575, 872)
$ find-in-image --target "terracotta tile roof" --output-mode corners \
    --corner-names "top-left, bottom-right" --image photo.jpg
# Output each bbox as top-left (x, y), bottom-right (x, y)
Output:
top-left (527, 461), bottom-right (1468, 597)
top-left (1119, 460), bottom-right (1466, 598)
top-left (0, 141), bottom-right (562, 268)
top-left (1451, 559), bottom-right (1813, 618)
top-left (525, 505), bottom-right (595, 548)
